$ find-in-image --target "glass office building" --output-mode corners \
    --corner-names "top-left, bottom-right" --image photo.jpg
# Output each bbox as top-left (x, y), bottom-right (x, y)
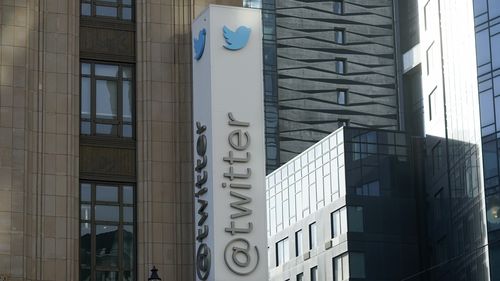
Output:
top-left (474, 1), bottom-right (500, 280)
top-left (266, 127), bottom-right (420, 281)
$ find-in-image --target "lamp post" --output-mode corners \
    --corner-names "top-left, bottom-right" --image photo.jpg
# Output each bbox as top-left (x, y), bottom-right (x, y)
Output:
top-left (148, 266), bottom-right (161, 281)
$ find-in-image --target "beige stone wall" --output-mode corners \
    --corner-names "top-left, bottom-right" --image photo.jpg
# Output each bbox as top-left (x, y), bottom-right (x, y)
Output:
top-left (135, 0), bottom-right (241, 280)
top-left (0, 0), bottom-right (80, 280)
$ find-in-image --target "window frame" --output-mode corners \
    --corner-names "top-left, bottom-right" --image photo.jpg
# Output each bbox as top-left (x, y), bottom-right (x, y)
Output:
top-left (333, 0), bottom-right (344, 15)
top-left (79, 181), bottom-right (137, 281)
top-left (81, 0), bottom-right (135, 21)
top-left (335, 59), bottom-right (347, 74)
top-left (309, 222), bottom-right (317, 250)
top-left (334, 28), bottom-right (345, 44)
top-left (80, 61), bottom-right (135, 139)
top-left (337, 89), bottom-right (348, 105)
top-left (275, 237), bottom-right (289, 266)
top-left (310, 266), bottom-right (318, 281)
top-left (295, 229), bottom-right (303, 257)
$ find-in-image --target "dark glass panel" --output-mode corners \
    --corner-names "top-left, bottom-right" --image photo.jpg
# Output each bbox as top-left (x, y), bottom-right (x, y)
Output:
top-left (81, 183), bottom-right (91, 202)
top-left (350, 253), bottom-right (366, 278)
top-left (81, 3), bottom-right (91, 16)
top-left (95, 205), bottom-right (119, 222)
top-left (483, 141), bottom-right (498, 178)
top-left (96, 80), bottom-right (117, 119)
top-left (81, 63), bottom-right (91, 75)
top-left (123, 225), bottom-right (134, 270)
top-left (123, 207), bottom-right (134, 223)
top-left (479, 90), bottom-right (494, 126)
top-left (81, 77), bottom-right (91, 118)
top-left (123, 186), bottom-right (134, 204)
top-left (122, 124), bottom-right (132, 138)
top-left (96, 271), bottom-right (119, 281)
top-left (122, 8), bottom-right (132, 20)
top-left (123, 0), bottom-right (132, 5)
top-left (80, 269), bottom-right (91, 281)
top-left (124, 271), bottom-right (133, 281)
top-left (95, 64), bottom-right (119, 77)
top-left (96, 124), bottom-right (117, 135)
top-left (96, 185), bottom-right (118, 202)
top-left (80, 223), bottom-right (91, 267)
top-left (81, 121), bottom-right (91, 135)
top-left (96, 6), bottom-right (118, 17)
top-left (95, 225), bottom-right (119, 267)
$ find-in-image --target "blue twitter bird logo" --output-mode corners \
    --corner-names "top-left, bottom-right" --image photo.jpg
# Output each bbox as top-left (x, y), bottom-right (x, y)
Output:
top-left (223, 26), bottom-right (251, 51)
top-left (193, 28), bottom-right (207, 61)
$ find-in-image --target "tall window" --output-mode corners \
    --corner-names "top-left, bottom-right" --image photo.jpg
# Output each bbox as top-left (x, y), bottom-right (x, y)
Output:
top-left (311, 266), bottom-right (318, 281)
top-left (276, 237), bottom-right (289, 266)
top-left (337, 89), bottom-right (347, 105)
top-left (81, 62), bottom-right (134, 138)
top-left (309, 222), bottom-right (317, 249)
top-left (335, 59), bottom-right (346, 74)
top-left (80, 182), bottom-right (136, 281)
top-left (348, 206), bottom-right (364, 232)
top-left (81, 0), bottom-right (133, 20)
top-left (331, 207), bottom-right (347, 238)
top-left (334, 28), bottom-right (345, 44)
top-left (334, 253), bottom-right (349, 281)
top-left (350, 253), bottom-right (366, 278)
top-left (295, 229), bottom-right (303, 256)
top-left (297, 272), bottom-right (304, 281)
top-left (333, 0), bottom-right (344, 14)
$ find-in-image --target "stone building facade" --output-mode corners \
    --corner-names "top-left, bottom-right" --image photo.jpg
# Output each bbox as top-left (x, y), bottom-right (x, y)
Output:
top-left (0, 0), bottom-right (240, 280)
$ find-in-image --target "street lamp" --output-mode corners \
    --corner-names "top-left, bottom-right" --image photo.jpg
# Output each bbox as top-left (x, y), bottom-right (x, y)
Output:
top-left (148, 266), bottom-right (161, 281)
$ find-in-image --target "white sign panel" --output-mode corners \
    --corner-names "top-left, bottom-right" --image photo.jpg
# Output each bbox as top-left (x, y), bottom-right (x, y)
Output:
top-left (192, 5), bottom-right (268, 281)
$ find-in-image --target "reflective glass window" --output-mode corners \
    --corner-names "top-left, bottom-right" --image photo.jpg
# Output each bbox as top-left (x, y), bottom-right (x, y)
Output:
top-left (492, 33), bottom-right (500, 69)
top-left (476, 29), bottom-right (491, 66)
top-left (334, 29), bottom-right (345, 44)
top-left (333, 1), bottom-right (343, 14)
top-left (349, 252), bottom-right (366, 278)
top-left (80, 62), bottom-right (134, 138)
top-left (474, 0), bottom-right (487, 16)
top-left (480, 90), bottom-right (494, 126)
top-left (80, 182), bottom-right (135, 280)
top-left (335, 59), bottom-right (346, 74)
top-left (489, 0), bottom-right (500, 19)
top-left (348, 206), bottom-right (364, 232)
top-left (483, 141), bottom-right (498, 178)
top-left (337, 90), bottom-right (347, 105)
top-left (81, 0), bottom-right (134, 21)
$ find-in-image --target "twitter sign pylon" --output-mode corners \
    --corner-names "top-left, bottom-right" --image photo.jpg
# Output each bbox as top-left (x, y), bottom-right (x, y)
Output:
top-left (192, 5), bottom-right (268, 281)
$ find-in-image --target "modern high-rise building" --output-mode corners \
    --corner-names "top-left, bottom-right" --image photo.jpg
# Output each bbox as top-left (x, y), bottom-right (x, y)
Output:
top-left (263, 0), bottom-right (494, 280)
top-left (473, 1), bottom-right (500, 280)
top-left (262, 0), bottom-right (402, 171)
